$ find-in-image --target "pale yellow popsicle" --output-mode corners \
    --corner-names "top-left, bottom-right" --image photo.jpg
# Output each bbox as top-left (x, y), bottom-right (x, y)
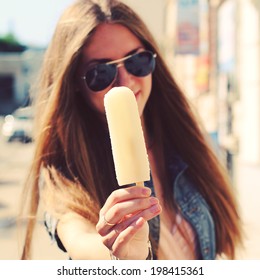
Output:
top-left (104, 86), bottom-right (150, 186)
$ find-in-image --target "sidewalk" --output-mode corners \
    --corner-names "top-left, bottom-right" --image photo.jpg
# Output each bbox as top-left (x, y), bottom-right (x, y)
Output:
top-left (235, 158), bottom-right (260, 259)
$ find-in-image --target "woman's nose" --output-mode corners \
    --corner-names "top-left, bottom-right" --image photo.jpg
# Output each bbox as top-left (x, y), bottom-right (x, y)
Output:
top-left (115, 65), bottom-right (134, 87)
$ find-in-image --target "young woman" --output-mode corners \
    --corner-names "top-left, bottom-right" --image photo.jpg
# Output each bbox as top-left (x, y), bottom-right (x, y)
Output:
top-left (21, 0), bottom-right (242, 260)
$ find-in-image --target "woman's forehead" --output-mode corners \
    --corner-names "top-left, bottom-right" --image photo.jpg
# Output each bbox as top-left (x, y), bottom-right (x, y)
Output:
top-left (81, 23), bottom-right (143, 64)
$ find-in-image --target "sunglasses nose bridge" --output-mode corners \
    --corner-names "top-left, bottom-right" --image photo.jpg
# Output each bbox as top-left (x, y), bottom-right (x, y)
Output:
top-left (114, 62), bottom-right (135, 88)
top-left (116, 62), bottom-right (124, 69)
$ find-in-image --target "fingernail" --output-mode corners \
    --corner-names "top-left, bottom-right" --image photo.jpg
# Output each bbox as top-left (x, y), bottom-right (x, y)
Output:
top-left (149, 197), bottom-right (158, 204)
top-left (142, 187), bottom-right (151, 196)
top-left (150, 204), bottom-right (161, 214)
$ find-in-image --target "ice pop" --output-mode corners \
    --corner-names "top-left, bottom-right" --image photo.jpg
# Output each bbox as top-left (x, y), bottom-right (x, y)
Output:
top-left (104, 86), bottom-right (150, 186)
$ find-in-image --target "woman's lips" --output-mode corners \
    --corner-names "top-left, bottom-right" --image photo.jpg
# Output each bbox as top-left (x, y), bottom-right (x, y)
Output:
top-left (134, 90), bottom-right (141, 99)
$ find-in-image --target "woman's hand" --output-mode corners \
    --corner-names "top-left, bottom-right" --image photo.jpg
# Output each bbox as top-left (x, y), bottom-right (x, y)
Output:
top-left (96, 186), bottom-right (161, 260)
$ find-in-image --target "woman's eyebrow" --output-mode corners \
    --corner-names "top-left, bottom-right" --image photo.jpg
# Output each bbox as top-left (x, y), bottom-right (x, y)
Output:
top-left (86, 47), bottom-right (144, 66)
top-left (125, 47), bottom-right (143, 56)
top-left (87, 58), bottom-right (110, 65)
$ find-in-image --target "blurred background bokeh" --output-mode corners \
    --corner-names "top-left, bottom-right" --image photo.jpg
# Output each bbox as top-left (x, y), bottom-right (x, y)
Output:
top-left (0, 0), bottom-right (259, 259)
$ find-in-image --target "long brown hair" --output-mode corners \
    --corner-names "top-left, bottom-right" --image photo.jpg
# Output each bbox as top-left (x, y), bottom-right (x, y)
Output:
top-left (20, 0), bottom-right (242, 259)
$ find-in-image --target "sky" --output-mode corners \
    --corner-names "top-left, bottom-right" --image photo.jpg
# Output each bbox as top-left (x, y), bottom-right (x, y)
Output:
top-left (0, 0), bottom-right (75, 47)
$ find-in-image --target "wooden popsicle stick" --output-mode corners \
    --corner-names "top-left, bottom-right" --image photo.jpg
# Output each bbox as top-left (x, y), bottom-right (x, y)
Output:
top-left (135, 182), bottom-right (144, 187)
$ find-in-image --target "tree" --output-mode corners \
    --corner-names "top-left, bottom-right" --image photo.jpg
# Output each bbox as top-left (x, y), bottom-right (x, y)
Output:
top-left (0, 32), bottom-right (27, 52)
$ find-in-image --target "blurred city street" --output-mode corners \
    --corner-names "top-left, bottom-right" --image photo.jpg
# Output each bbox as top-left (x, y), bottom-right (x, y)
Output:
top-left (0, 116), bottom-right (259, 260)
top-left (0, 117), bottom-right (67, 260)
top-left (0, 0), bottom-right (260, 262)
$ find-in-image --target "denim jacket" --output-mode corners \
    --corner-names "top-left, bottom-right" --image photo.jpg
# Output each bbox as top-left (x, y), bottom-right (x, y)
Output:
top-left (44, 155), bottom-right (216, 260)
top-left (146, 154), bottom-right (216, 260)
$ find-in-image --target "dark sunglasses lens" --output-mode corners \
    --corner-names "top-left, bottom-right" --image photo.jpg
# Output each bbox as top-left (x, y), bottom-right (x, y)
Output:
top-left (85, 64), bottom-right (116, 91)
top-left (125, 51), bottom-right (155, 77)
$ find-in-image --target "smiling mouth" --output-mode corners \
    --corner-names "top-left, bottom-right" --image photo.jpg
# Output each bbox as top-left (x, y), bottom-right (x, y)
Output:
top-left (134, 90), bottom-right (141, 98)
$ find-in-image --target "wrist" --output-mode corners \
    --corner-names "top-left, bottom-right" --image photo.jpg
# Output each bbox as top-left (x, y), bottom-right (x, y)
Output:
top-left (109, 240), bottom-right (153, 260)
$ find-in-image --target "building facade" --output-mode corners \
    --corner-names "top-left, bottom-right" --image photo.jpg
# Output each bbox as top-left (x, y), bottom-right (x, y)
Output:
top-left (0, 49), bottom-right (44, 115)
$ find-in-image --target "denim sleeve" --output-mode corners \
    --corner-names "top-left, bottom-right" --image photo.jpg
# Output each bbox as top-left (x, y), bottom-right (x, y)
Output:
top-left (44, 212), bottom-right (67, 252)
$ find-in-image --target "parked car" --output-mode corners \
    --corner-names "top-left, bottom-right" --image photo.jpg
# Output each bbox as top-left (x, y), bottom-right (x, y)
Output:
top-left (1, 106), bottom-right (34, 143)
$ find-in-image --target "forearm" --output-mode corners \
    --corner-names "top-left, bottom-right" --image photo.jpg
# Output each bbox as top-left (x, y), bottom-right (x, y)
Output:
top-left (57, 212), bottom-right (110, 260)
top-left (64, 232), bottom-right (111, 260)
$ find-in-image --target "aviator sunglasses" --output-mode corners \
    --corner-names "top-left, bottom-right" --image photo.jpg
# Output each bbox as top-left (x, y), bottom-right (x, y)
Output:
top-left (81, 50), bottom-right (157, 92)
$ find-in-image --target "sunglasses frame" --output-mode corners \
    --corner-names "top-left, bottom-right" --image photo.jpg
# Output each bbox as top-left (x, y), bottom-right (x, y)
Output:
top-left (81, 50), bottom-right (157, 92)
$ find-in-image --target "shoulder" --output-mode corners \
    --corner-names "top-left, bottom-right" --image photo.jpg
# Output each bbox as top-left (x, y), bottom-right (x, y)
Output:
top-left (172, 166), bottom-right (216, 259)
top-left (167, 152), bottom-right (217, 258)
top-left (167, 152), bottom-right (209, 210)
top-left (173, 168), bottom-right (211, 214)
